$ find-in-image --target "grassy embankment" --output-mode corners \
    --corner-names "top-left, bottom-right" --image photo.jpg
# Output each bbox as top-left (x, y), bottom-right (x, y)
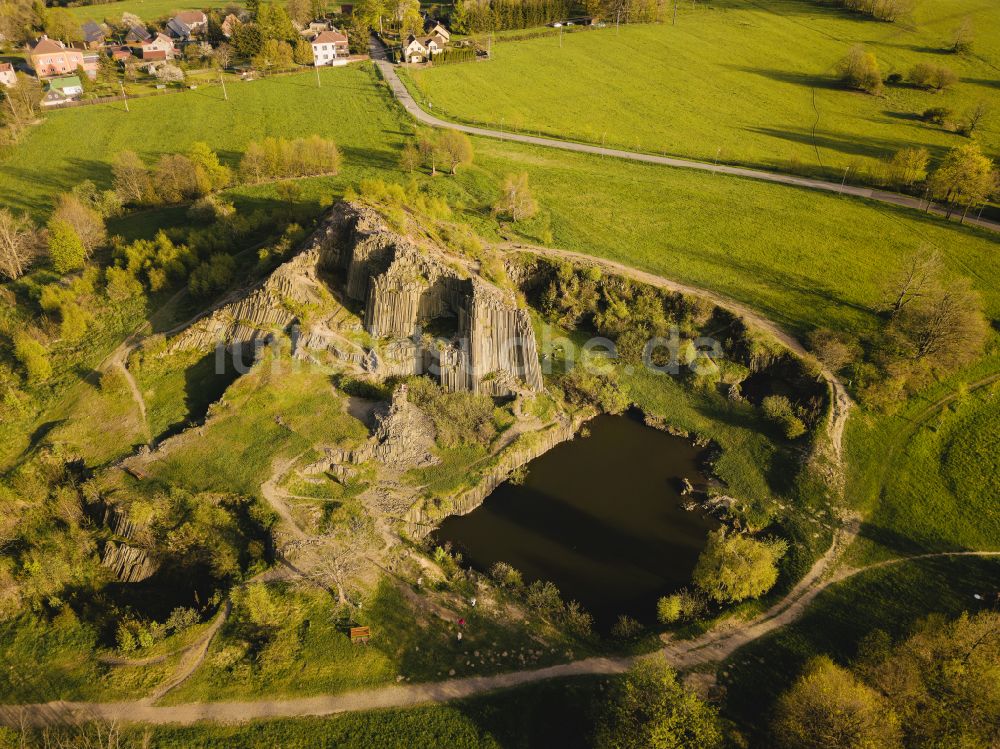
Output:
top-left (403, 0), bottom-right (1000, 185)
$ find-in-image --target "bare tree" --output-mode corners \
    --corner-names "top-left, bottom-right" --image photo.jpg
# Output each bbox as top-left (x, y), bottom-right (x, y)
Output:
top-left (111, 151), bottom-right (152, 205)
top-left (882, 249), bottom-right (941, 319)
top-left (0, 208), bottom-right (39, 281)
top-left (896, 276), bottom-right (988, 364)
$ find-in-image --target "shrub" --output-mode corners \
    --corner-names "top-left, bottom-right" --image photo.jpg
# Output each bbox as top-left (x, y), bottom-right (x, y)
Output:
top-left (525, 580), bottom-right (563, 619)
top-left (656, 594), bottom-right (683, 624)
top-left (610, 615), bottom-right (644, 640)
top-left (188, 254), bottom-right (236, 298)
top-left (489, 561), bottom-right (524, 590)
top-left (47, 218), bottom-right (87, 273)
top-left (762, 395), bottom-right (807, 439)
top-left (562, 601), bottom-right (593, 638)
top-left (909, 62), bottom-right (958, 91)
top-left (922, 107), bottom-right (952, 125)
top-left (13, 333), bottom-right (52, 384)
top-left (837, 45), bottom-right (883, 95)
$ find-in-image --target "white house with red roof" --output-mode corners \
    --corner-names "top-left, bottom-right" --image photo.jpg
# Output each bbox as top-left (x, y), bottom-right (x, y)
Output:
top-left (311, 29), bottom-right (349, 66)
top-left (140, 33), bottom-right (176, 61)
top-left (0, 62), bottom-right (16, 88)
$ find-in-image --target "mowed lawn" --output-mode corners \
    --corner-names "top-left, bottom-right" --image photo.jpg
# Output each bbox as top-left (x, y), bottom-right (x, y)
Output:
top-left (404, 0), bottom-right (1000, 178)
top-left (64, 0), bottom-right (242, 23)
top-left (0, 63), bottom-right (409, 218)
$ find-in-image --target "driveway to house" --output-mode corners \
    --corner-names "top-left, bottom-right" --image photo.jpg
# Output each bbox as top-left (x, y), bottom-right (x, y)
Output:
top-left (368, 42), bottom-right (999, 234)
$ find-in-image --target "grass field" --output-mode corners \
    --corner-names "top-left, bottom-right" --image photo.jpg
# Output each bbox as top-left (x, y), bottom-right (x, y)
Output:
top-left (404, 0), bottom-right (1000, 181)
top-left (63, 0), bottom-right (243, 23)
top-left (0, 63), bottom-right (407, 218)
top-left (3, 62), bottom-right (997, 344)
top-left (842, 351), bottom-right (1000, 563)
top-left (720, 554), bottom-right (1000, 740)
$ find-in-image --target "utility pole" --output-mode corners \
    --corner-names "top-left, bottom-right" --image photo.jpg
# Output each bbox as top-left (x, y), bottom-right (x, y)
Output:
top-left (841, 165), bottom-right (849, 186)
top-left (315, 63), bottom-right (321, 87)
top-left (673, 0), bottom-right (678, 25)
top-left (219, 71), bottom-right (228, 101)
top-left (559, 25), bottom-right (562, 48)
top-left (120, 80), bottom-right (129, 112)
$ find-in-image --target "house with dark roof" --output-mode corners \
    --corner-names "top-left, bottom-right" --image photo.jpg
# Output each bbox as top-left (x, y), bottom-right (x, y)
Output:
top-left (125, 24), bottom-right (151, 44)
top-left (81, 21), bottom-right (106, 49)
top-left (165, 17), bottom-right (192, 41)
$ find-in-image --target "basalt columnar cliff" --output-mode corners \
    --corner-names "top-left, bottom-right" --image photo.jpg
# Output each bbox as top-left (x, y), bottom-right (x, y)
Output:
top-left (169, 203), bottom-right (543, 397)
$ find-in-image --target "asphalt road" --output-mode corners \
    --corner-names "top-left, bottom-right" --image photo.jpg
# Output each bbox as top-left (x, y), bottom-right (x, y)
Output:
top-left (370, 47), bottom-right (998, 234)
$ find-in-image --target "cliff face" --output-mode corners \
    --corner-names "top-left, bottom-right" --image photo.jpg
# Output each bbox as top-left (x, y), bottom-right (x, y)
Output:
top-left (164, 202), bottom-right (544, 397)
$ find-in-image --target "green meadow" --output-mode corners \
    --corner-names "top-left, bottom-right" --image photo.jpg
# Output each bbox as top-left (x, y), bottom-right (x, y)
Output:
top-left (404, 0), bottom-right (1000, 180)
top-left (63, 0), bottom-right (242, 23)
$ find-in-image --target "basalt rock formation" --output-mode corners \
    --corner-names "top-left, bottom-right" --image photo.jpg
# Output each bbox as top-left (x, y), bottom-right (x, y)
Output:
top-left (99, 505), bottom-right (158, 583)
top-left (167, 202), bottom-right (543, 397)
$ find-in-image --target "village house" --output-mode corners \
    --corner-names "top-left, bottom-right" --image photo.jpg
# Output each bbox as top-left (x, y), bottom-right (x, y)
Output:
top-left (303, 20), bottom-right (331, 37)
top-left (311, 29), bottom-right (349, 66)
top-left (403, 30), bottom-right (446, 64)
top-left (42, 74), bottom-right (83, 106)
top-left (125, 24), bottom-right (151, 45)
top-left (166, 17), bottom-right (192, 41)
top-left (81, 21), bottom-right (106, 49)
top-left (27, 36), bottom-right (98, 79)
top-left (0, 62), bottom-right (16, 88)
top-left (140, 33), bottom-right (176, 61)
top-left (173, 10), bottom-right (208, 34)
top-left (424, 19), bottom-right (450, 42)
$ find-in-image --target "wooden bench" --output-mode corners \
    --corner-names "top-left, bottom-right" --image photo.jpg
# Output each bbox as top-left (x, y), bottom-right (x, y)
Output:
top-left (350, 626), bottom-right (371, 644)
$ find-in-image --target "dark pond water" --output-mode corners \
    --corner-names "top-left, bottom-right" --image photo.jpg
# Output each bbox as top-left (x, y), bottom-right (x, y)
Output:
top-left (434, 410), bottom-right (720, 629)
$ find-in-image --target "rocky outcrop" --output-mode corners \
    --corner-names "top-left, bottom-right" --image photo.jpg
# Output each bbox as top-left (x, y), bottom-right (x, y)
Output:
top-left (163, 202), bottom-right (544, 397)
top-left (102, 541), bottom-right (158, 583)
top-left (400, 414), bottom-right (583, 538)
top-left (316, 384), bottom-right (438, 472)
top-left (98, 504), bottom-right (159, 583)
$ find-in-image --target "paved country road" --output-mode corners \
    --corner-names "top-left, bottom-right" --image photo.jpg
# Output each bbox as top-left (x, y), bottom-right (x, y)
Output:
top-left (370, 47), bottom-right (999, 234)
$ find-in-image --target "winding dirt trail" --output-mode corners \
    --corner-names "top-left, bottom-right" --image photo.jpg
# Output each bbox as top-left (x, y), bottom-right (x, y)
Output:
top-left (3, 549), bottom-right (997, 727)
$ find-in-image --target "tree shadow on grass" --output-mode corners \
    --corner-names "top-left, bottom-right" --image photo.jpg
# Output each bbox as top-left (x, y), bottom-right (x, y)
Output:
top-left (721, 64), bottom-right (843, 91)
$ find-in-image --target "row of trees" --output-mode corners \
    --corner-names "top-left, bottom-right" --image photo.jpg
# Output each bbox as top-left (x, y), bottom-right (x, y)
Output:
top-left (450, 0), bottom-right (573, 34)
top-left (239, 135), bottom-right (343, 183)
top-left (400, 129), bottom-right (475, 175)
top-left (835, 0), bottom-right (913, 23)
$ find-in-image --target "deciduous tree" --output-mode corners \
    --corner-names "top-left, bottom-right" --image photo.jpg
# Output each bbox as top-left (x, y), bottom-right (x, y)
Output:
top-left (0, 208), bottom-right (38, 280)
top-left (47, 218), bottom-right (87, 274)
top-left (693, 529), bottom-right (787, 603)
top-left (437, 129), bottom-right (474, 174)
top-left (928, 143), bottom-right (995, 219)
top-left (596, 655), bottom-right (722, 749)
top-left (837, 45), bottom-right (883, 95)
top-left (494, 172), bottom-right (538, 221)
top-left (773, 657), bottom-right (902, 749)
